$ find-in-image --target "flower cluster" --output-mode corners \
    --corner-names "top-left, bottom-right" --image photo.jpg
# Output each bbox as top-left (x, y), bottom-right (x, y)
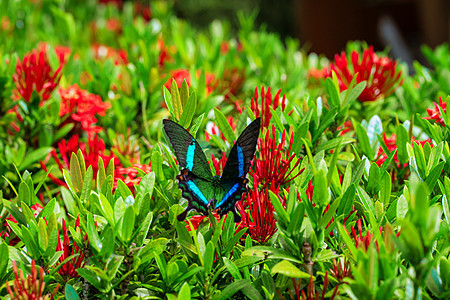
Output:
top-left (250, 86), bottom-right (286, 129)
top-left (13, 47), bottom-right (62, 104)
top-left (325, 46), bottom-right (403, 102)
top-left (6, 260), bottom-right (59, 300)
top-left (252, 125), bottom-right (302, 189)
top-left (56, 217), bottom-right (85, 279)
top-left (58, 84), bottom-right (111, 135)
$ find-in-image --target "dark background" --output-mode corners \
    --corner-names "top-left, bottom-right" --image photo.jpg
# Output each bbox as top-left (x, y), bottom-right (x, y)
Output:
top-left (173, 0), bottom-right (450, 64)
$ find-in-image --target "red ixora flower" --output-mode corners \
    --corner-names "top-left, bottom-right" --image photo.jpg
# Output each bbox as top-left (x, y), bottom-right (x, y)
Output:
top-left (56, 216), bottom-right (85, 279)
top-left (236, 176), bottom-right (280, 243)
top-left (325, 46), bottom-right (402, 102)
top-left (425, 96), bottom-right (447, 126)
top-left (58, 84), bottom-right (111, 135)
top-left (252, 125), bottom-right (302, 189)
top-left (251, 86), bottom-right (286, 129)
top-left (6, 260), bottom-right (60, 300)
top-left (12, 47), bottom-right (62, 104)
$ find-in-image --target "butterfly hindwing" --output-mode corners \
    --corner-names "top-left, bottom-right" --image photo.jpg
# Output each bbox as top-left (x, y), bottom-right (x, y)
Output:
top-left (214, 178), bottom-right (247, 222)
top-left (176, 169), bottom-right (215, 221)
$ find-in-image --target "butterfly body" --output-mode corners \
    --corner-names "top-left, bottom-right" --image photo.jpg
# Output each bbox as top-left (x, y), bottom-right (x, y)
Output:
top-left (163, 117), bottom-right (261, 222)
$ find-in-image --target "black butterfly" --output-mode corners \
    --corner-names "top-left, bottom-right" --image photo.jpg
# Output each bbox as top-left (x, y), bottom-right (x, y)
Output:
top-left (163, 117), bottom-right (261, 222)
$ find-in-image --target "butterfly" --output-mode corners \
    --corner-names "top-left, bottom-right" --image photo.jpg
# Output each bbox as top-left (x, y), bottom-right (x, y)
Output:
top-left (163, 117), bottom-right (261, 222)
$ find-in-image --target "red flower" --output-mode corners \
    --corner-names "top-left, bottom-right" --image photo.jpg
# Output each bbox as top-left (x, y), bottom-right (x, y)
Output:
top-left (56, 217), bottom-right (85, 279)
top-left (58, 84), bottom-right (111, 135)
top-left (91, 43), bottom-right (128, 65)
top-left (157, 37), bottom-right (174, 68)
top-left (12, 47), bottom-right (62, 104)
top-left (251, 86), bottom-right (286, 129)
top-left (425, 96), bottom-right (447, 126)
top-left (115, 163), bottom-right (152, 192)
top-left (211, 152), bottom-right (227, 176)
top-left (6, 260), bottom-right (59, 300)
top-left (325, 46), bottom-right (402, 102)
top-left (164, 69), bottom-right (218, 96)
top-left (252, 126), bottom-right (302, 189)
top-left (134, 2), bottom-right (152, 22)
top-left (38, 42), bottom-right (72, 65)
top-left (237, 176), bottom-right (280, 243)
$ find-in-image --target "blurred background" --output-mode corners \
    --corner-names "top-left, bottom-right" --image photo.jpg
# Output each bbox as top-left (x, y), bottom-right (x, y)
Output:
top-left (173, 0), bottom-right (450, 65)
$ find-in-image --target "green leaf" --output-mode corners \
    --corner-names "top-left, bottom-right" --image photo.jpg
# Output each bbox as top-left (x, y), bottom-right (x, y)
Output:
top-left (163, 86), bottom-right (174, 119)
top-left (65, 283), bottom-right (80, 300)
top-left (338, 184), bottom-right (355, 217)
top-left (121, 206), bottom-right (135, 242)
top-left (80, 166), bottom-right (93, 205)
top-left (18, 147), bottom-right (52, 170)
top-left (354, 121), bottom-right (373, 160)
top-left (70, 153), bottom-right (83, 193)
top-left (396, 125), bottom-right (409, 164)
top-left (356, 185), bottom-right (376, 220)
top-left (171, 79), bottom-right (182, 120)
top-left (366, 163), bottom-right (380, 195)
top-left (0, 243), bottom-right (9, 276)
top-left (18, 181), bottom-right (31, 207)
top-left (217, 279), bottom-right (253, 300)
top-left (380, 171), bottom-right (391, 205)
top-left (98, 193), bottom-right (114, 226)
top-left (319, 197), bottom-right (340, 229)
top-left (76, 149), bottom-right (86, 180)
top-left (271, 260), bottom-right (312, 279)
top-left (325, 77), bottom-right (340, 109)
top-left (343, 81), bottom-right (366, 106)
top-left (189, 113), bottom-right (205, 138)
top-left (178, 282), bottom-right (191, 300)
top-left (313, 169), bottom-right (329, 207)
top-left (413, 142), bottom-right (428, 179)
top-left (180, 79), bottom-right (190, 106)
top-left (269, 190), bottom-right (289, 226)
top-left (425, 162), bottom-right (445, 192)
top-left (214, 108), bottom-right (236, 143)
top-left (97, 157), bottom-right (107, 191)
top-left (179, 91), bottom-right (197, 128)
top-left (223, 257), bottom-right (242, 280)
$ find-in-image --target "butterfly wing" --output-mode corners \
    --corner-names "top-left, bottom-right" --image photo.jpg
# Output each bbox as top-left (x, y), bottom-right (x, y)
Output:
top-left (163, 119), bottom-right (214, 221)
top-left (163, 119), bottom-right (213, 180)
top-left (214, 178), bottom-right (247, 222)
top-left (176, 170), bottom-right (215, 221)
top-left (215, 117), bottom-right (261, 222)
top-left (220, 117), bottom-right (260, 182)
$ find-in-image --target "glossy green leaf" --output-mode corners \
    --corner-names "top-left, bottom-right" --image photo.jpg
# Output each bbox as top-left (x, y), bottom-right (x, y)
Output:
top-left (214, 108), bottom-right (236, 143)
top-left (65, 283), bottom-right (80, 300)
top-left (271, 260), bottom-right (312, 279)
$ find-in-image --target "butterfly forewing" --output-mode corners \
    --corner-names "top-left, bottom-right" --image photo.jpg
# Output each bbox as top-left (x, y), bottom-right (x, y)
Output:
top-left (163, 119), bottom-right (213, 180)
top-left (221, 118), bottom-right (260, 182)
